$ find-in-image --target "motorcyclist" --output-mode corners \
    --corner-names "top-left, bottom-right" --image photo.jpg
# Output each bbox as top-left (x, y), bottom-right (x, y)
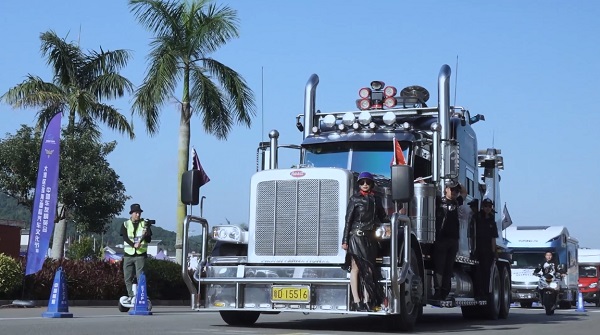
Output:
top-left (533, 251), bottom-right (559, 277)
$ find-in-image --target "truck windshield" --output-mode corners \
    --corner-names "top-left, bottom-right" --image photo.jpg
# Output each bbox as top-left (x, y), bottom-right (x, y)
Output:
top-left (512, 252), bottom-right (556, 268)
top-left (303, 141), bottom-right (410, 178)
top-left (579, 265), bottom-right (598, 278)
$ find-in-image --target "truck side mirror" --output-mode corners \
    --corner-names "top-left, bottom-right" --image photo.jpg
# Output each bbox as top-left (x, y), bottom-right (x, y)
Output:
top-left (391, 165), bottom-right (414, 202)
top-left (181, 170), bottom-right (202, 205)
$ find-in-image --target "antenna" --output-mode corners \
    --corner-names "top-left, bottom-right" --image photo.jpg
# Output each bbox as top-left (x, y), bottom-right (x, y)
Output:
top-left (261, 66), bottom-right (264, 142)
top-left (453, 55), bottom-right (459, 106)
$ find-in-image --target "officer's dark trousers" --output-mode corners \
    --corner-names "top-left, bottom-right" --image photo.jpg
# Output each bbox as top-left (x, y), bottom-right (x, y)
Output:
top-left (476, 250), bottom-right (494, 297)
top-left (433, 237), bottom-right (459, 299)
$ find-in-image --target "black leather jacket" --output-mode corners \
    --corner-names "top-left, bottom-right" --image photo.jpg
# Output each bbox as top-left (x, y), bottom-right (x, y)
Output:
top-left (435, 196), bottom-right (459, 240)
top-left (342, 192), bottom-right (389, 244)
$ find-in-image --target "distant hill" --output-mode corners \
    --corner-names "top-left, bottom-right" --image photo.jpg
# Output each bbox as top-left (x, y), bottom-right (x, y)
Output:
top-left (0, 193), bottom-right (203, 253)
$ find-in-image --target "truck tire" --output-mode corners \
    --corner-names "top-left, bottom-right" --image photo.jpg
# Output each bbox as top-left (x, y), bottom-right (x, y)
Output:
top-left (385, 246), bottom-right (422, 332)
top-left (219, 311), bottom-right (260, 326)
top-left (499, 266), bottom-right (511, 319)
top-left (485, 264), bottom-right (501, 320)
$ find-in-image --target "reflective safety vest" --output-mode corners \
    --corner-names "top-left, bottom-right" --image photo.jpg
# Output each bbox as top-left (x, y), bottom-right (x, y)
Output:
top-left (123, 219), bottom-right (148, 255)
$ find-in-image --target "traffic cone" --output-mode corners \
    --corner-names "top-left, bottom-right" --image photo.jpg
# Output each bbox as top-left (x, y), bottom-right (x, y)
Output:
top-left (42, 267), bottom-right (73, 318)
top-left (129, 272), bottom-right (152, 315)
top-left (576, 290), bottom-right (587, 312)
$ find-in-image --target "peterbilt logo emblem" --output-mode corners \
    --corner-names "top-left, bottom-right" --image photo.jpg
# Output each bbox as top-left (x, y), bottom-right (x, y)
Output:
top-left (290, 170), bottom-right (305, 177)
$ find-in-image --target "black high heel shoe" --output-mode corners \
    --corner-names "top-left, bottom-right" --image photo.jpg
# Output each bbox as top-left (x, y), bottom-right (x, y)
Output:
top-left (350, 302), bottom-right (360, 311)
top-left (358, 302), bottom-right (371, 312)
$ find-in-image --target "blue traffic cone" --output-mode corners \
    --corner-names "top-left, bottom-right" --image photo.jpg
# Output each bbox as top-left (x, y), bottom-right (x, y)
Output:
top-left (576, 291), bottom-right (587, 312)
top-left (42, 267), bottom-right (73, 318)
top-left (129, 272), bottom-right (152, 315)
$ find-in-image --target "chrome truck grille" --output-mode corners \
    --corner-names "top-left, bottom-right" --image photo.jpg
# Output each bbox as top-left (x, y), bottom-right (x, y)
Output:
top-left (254, 179), bottom-right (340, 257)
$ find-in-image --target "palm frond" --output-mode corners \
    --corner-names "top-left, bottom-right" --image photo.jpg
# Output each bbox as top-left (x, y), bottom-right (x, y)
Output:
top-left (200, 58), bottom-right (255, 125)
top-left (39, 31), bottom-right (84, 87)
top-left (132, 37), bottom-right (180, 135)
top-left (1, 75), bottom-right (66, 109)
top-left (88, 72), bottom-right (134, 100)
top-left (82, 48), bottom-right (132, 81)
top-left (190, 68), bottom-right (232, 139)
top-left (188, 2), bottom-right (239, 56)
top-left (87, 101), bottom-right (136, 139)
top-left (129, 0), bottom-right (185, 38)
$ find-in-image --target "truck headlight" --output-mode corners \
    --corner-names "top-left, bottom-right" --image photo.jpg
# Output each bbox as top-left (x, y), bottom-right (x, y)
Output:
top-left (549, 282), bottom-right (559, 289)
top-left (212, 225), bottom-right (248, 244)
top-left (590, 283), bottom-right (598, 289)
top-left (375, 224), bottom-right (391, 239)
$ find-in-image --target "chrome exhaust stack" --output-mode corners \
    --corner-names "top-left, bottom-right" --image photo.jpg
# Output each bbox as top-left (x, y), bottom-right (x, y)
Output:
top-left (436, 64), bottom-right (452, 194)
top-left (303, 74), bottom-right (319, 139)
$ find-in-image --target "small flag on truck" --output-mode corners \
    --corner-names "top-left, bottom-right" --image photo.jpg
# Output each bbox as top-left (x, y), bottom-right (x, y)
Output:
top-left (391, 137), bottom-right (406, 166)
top-left (192, 148), bottom-right (211, 187)
top-left (502, 203), bottom-right (513, 229)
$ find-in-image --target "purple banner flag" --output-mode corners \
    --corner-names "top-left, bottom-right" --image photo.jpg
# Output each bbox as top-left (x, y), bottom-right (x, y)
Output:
top-left (192, 148), bottom-right (210, 187)
top-left (25, 112), bottom-right (62, 275)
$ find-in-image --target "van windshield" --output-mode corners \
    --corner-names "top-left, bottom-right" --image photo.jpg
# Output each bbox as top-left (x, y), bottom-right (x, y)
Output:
top-left (512, 252), bottom-right (556, 268)
top-left (579, 265), bottom-right (598, 278)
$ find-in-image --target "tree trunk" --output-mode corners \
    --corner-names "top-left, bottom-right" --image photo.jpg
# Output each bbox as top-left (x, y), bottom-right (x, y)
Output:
top-left (175, 102), bottom-right (192, 265)
top-left (50, 203), bottom-right (66, 259)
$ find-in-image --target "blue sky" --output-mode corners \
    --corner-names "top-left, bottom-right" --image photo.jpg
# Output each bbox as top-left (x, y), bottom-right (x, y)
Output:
top-left (1, 1), bottom-right (598, 247)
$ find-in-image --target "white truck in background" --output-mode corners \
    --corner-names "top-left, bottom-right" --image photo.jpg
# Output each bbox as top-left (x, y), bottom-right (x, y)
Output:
top-left (506, 226), bottom-right (579, 308)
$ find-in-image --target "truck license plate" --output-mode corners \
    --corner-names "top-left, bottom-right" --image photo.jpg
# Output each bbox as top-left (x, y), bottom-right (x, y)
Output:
top-left (271, 285), bottom-right (310, 303)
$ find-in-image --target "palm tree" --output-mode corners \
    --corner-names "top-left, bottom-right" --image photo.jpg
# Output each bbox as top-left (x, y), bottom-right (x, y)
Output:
top-left (1, 30), bottom-right (134, 259)
top-left (129, 0), bottom-right (255, 264)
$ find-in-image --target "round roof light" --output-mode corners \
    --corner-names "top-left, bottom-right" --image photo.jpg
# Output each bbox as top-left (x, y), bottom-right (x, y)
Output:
top-left (358, 87), bottom-right (371, 99)
top-left (384, 86), bottom-right (397, 97)
top-left (337, 123), bottom-right (345, 131)
top-left (352, 122), bottom-right (360, 130)
top-left (358, 111), bottom-right (372, 125)
top-left (311, 126), bottom-right (319, 134)
top-left (383, 112), bottom-right (396, 125)
top-left (323, 114), bottom-right (336, 128)
top-left (358, 99), bottom-right (371, 110)
top-left (384, 97), bottom-right (397, 108)
top-left (368, 122), bottom-right (377, 129)
top-left (370, 81), bottom-right (385, 90)
top-left (342, 112), bottom-right (355, 126)
top-left (431, 122), bottom-right (442, 132)
top-left (402, 122), bottom-right (411, 130)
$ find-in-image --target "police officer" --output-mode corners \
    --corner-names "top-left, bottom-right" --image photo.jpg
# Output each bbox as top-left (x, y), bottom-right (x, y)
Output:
top-left (121, 203), bottom-right (152, 303)
top-left (433, 181), bottom-right (462, 301)
top-left (474, 198), bottom-right (498, 298)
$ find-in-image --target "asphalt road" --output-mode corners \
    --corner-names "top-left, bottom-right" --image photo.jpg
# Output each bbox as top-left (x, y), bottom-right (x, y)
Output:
top-left (1, 304), bottom-right (598, 335)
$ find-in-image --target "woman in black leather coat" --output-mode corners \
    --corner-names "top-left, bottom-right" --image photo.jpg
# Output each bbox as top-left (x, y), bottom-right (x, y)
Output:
top-left (341, 172), bottom-right (389, 311)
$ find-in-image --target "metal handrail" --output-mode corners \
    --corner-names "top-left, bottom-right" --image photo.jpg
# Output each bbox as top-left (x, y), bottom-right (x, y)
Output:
top-left (181, 214), bottom-right (209, 309)
top-left (389, 213), bottom-right (412, 314)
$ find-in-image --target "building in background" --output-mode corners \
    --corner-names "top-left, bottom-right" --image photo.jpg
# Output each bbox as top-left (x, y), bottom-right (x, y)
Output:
top-left (0, 219), bottom-right (25, 259)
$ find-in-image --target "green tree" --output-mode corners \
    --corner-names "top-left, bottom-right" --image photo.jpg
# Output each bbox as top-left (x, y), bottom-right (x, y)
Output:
top-left (0, 125), bottom-right (129, 255)
top-left (129, 0), bottom-right (255, 264)
top-left (1, 30), bottom-right (134, 259)
top-left (66, 235), bottom-right (102, 260)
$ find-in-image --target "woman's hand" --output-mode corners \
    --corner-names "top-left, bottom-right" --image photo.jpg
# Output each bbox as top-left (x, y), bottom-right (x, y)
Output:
top-left (341, 243), bottom-right (348, 250)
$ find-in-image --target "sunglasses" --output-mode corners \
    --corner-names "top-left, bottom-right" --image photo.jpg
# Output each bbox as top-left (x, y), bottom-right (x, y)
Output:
top-left (358, 180), bottom-right (373, 186)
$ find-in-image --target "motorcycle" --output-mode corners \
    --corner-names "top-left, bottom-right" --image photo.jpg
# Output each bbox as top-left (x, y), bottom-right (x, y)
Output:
top-left (537, 272), bottom-right (560, 315)
top-left (535, 263), bottom-right (567, 316)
